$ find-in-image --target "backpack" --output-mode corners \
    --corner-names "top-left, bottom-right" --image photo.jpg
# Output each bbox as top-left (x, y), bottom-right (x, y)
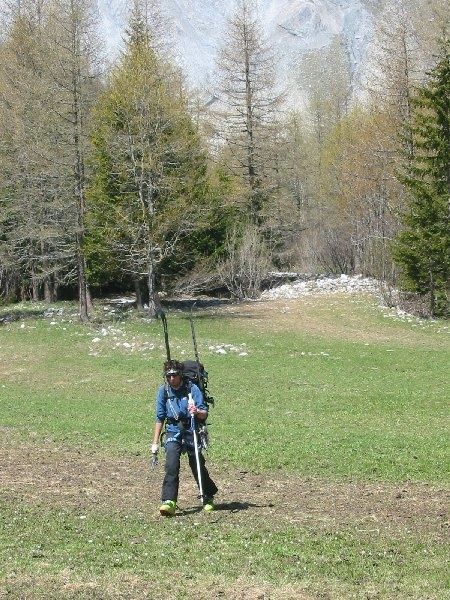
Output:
top-left (181, 359), bottom-right (215, 407)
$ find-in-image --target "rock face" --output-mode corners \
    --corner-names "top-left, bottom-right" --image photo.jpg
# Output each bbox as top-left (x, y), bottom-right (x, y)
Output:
top-left (98, 0), bottom-right (375, 104)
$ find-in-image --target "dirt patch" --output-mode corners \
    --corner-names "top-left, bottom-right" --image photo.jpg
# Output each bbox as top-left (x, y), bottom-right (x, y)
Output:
top-left (1, 438), bottom-right (448, 539)
top-left (0, 573), bottom-right (315, 600)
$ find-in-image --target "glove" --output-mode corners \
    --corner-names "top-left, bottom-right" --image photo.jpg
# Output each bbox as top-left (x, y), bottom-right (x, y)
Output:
top-left (151, 443), bottom-right (159, 455)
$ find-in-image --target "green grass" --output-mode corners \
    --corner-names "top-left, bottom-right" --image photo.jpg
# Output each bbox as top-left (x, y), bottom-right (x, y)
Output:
top-left (1, 501), bottom-right (448, 599)
top-left (1, 301), bottom-right (448, 481)
top-left (0, 297), bottom-right (449, 598)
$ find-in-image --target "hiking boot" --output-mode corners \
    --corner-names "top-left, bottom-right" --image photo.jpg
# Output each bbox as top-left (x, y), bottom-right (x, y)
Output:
top-left (203, 498), bottom-right (215, 512)
top-left (159, 500), bottom-right (176, 516)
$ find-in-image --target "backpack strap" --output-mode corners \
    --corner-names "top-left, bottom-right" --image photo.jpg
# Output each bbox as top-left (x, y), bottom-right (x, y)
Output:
top-left (163, 382), bottom-right (191, 430)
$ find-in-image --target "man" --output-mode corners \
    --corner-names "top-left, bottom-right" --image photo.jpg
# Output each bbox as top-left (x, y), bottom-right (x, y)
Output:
top-left (151, 359), bottom-right (218, 516)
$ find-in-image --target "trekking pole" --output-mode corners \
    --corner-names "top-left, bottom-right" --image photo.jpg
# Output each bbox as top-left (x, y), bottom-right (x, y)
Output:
top-left (188, 306), bottom-right (203, 393)
top-left (189, 309), bottom-right (214, 407)
top-left (151, 451), bottom-right (158, 468)
top-left (161, 311), bottom-right (171, 362)
top-left (188, 393), bottom-right (204, 503)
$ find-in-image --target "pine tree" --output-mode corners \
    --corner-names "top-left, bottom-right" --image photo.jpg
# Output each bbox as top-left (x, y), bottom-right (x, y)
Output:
top-left (394, 34), bottom-right (450, 317)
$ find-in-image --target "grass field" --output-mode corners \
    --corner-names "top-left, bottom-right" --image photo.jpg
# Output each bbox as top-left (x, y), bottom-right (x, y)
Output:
top-left (0, 294), bottom-right (449, 599)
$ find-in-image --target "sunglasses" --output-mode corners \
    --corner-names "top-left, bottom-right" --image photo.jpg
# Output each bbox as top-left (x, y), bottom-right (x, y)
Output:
top-left (166, 372), bottom-right (181, 377)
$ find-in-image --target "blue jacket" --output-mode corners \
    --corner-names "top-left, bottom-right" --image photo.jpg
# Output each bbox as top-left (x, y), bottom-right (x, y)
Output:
top-left (155, 380), bottom-right (207, 435)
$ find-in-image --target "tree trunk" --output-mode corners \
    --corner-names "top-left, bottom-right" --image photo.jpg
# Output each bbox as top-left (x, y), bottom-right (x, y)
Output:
top-left (44, 277), bottom-right (55, 303)
top-left (147, 250), bottom-right (161, 318)
top-left (77, 242), bottom-right (89, 322)
top-left (429, 267), bottom-right (435, 317)
top-left (133, 277), bottom-right (144, 311)
top-left (87, 283), bottom-right (93, 312)
top-left (31, 269), bottom-right (39, 301)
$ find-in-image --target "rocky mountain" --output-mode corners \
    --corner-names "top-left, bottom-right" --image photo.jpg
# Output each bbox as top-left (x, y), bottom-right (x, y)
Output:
top-left (97, 0), bottom-right (379, 104)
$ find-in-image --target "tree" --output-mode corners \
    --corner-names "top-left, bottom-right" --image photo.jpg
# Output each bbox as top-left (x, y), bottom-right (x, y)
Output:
top-left (298, 36), bottom-right (352, 156)
top-left (88, 0), bottom-right (209, 316)
top-left (44, 0), bottom-right (102, 320)
top-left (393, 35), bottom-right (450, 317)
top-left (0, 0), bottom-right (61, 302)
top-left (213, 0), bottom-right (283, 225)
top-left (217, 224), bottom-right (272, 299)
top-left (0, 0), bottom-right (102, 316)
top-left (317, 108), bottom-right (404, 279)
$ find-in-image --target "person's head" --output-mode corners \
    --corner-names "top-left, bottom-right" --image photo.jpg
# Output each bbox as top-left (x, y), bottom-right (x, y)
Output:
top-left (164, 359), bottom-right (184, 389)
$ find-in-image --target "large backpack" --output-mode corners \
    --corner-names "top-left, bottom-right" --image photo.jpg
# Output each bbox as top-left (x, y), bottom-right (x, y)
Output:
top-left (181, 359), bottom-right (214, 407)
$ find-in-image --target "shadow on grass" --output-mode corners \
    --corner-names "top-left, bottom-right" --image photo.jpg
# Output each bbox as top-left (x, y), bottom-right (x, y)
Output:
top-left (179, 501), bottom-right (273, 516)
top-left (161, 299), bottom-right (266, 323)
top-left (215, 501), bottom-right (273, 511)
top-left (0, 308), bottom-right (47, 324)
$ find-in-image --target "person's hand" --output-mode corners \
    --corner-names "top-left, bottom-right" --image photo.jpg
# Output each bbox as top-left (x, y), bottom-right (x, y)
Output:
top-left (151, 443), bottom-right (159, 454)
top-left (188, 402), bottom-right (197, 415)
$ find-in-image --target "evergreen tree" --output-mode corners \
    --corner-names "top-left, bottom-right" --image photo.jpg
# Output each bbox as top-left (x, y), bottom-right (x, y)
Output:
top-left (88, 0), bottom-right (209, 316)
top-left (394, 35), bottom-right (450, 316)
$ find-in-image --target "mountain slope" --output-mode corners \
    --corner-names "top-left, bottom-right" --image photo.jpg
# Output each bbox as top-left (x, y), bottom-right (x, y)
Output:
top-left (98, 0), bottom-right (376, 103)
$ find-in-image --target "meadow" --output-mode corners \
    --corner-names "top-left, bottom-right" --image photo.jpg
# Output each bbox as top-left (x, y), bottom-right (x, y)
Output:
top-left (0, 293), bottom-right (449, 599)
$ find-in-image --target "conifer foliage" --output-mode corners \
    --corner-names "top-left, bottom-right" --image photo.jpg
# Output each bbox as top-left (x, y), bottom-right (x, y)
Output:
top-left (88, 1), bottom-right (208, 316)
top-left (394, 35), bottom-right (450, 316)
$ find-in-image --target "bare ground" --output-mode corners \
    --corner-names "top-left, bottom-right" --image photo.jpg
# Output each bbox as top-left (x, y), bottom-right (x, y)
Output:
top-left (1, 437), bottom-right (448, 538)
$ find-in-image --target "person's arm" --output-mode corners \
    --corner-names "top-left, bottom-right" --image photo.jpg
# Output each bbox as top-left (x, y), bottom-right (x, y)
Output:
top-left (152, 387), bottom-right (166, 452)
top-left (152, 421), bottom-right (163, 446)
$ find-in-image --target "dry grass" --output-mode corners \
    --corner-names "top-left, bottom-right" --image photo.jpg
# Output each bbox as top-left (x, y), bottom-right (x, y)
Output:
top-left (222, 295), bottom-right (448, 348)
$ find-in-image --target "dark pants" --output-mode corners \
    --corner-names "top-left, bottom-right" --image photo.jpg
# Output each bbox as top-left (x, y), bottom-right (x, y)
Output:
top-left (162, 438), bottom-right (218, 503)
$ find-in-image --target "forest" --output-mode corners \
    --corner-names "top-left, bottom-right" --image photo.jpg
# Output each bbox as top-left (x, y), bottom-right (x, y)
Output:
top-left (0, 0), bottom-right (449, 318)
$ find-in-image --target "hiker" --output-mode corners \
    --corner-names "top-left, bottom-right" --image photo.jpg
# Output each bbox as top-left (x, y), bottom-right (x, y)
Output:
top-left (151, 359), bottom-right (218, 516)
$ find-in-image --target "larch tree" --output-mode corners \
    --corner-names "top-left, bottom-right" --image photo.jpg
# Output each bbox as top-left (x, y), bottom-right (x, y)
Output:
top-left (0, 0), bottom-right (102, 315)
top-left (291, 37), bottom-right (353, 274)
top-left (43, 0), bottom-right (102, 320)
top-left (0, 0), bottom-right (56, 302)
top-left (88, 0), bottom-right (209, 316)
top-left (213, 0), bottom-right (283, 226)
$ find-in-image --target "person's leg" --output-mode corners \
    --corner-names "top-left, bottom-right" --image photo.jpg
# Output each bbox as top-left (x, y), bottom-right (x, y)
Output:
top-left (161, 440), bottom-right (182, 502)
top-left (187, 449), bottom-right (218, 501)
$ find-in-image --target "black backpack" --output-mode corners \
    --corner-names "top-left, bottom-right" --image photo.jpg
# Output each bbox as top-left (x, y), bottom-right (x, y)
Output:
top-left (181, 360), bottom-right (215, 407)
